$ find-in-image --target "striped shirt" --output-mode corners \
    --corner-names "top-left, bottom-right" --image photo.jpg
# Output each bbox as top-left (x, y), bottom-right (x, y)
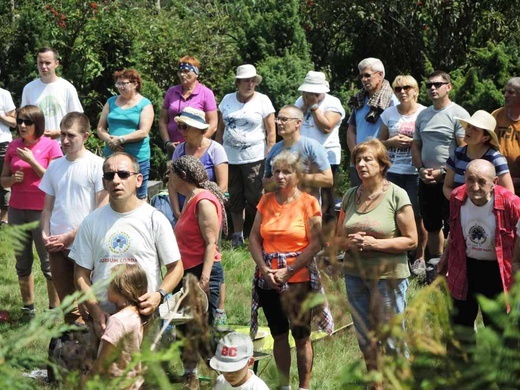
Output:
top-left (446, 146), bottom-right (509, 188)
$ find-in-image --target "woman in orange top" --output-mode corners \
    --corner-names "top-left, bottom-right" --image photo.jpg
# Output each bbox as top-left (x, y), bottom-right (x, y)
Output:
top-left (249, 150), bottom-right (333, 390)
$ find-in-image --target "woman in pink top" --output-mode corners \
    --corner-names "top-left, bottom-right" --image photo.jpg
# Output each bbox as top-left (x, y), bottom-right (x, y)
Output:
top-left (169, 155), bottom-right (227, 387)
top-left (159, 56), bottom-right (218, 157)
top-left (0, 105), bottom-right (62, 318)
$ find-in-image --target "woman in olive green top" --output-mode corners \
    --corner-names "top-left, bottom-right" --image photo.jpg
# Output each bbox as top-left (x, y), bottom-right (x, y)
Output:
top-left (335, 138), bottom-right (417, 373)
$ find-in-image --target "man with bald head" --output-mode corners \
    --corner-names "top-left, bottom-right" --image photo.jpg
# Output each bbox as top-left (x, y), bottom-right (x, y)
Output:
top-left (263, 105), bottom-right (333, 199)
top-left (439, 159), bottom-right (520, 332)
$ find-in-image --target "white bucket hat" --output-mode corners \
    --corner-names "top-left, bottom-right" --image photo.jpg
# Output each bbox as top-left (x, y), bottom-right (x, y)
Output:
top-left (455, 110), bottom-right (499, 150)
top-left (174, 107), bottom-right (209, 130)
top-left (298, 71), bottom-right (330, 93)
top-left (235, 64), bottom-right (262, 85)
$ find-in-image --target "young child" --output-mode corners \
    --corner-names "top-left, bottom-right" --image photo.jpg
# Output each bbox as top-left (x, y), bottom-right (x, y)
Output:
top-left (209, 332), bottom-right (269, 389)
top-left (91, 264), bottom-right (149, 389)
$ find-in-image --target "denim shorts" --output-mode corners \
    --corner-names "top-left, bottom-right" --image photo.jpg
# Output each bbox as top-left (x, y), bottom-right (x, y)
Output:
top-left (137, 159), bottom-right (150, 200)
top-left (344, 274), bottom-right (409, 355)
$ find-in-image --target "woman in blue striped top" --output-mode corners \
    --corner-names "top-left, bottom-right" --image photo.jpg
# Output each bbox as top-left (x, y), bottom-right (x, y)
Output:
top-left (443, 110), bottom-right (514, 199)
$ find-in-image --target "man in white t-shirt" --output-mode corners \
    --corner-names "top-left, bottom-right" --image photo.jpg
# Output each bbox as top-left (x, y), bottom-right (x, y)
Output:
top-left (22, 47), bottom-right (83, 140)
top-left (295, 71), bottom-right (345, 229)
top-left (39, 112), bottom-right (107, 324)
top-left (0, 79), bottom-right (16, 224)
top-left (439, 159), bottom-right (520, 336)
top-left (70, 152), bottom-right (184, 339)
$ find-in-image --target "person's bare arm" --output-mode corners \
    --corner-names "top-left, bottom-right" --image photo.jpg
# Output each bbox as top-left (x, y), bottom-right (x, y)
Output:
top-left (168, 170), bottom-right (182, 219)
top-left (350, 205), bottom-right (417, 253)
top-left (74, 263), bottom-right (109, 338)
top-left (0, 159), bottom-right (19, 188)
top-left (312, 110), bottom-right (342, 134)
top-left (138, 260), bottom-right (184, 316)
top-left (215, 111), bottom-right (225, 144)
top-left (300, 168), bottom-right (334, 189)
top-left (204, 110), bottom-right (218, 139)
top-left (111, 104), bottom-right (154, 146)
top-left (96, 103), bottom-right (111, 143)
top-left (346, 124), bottom-right (357, 153)
top-left (264, 113), bottom-right (276, 153)
top-left (498, 173), bottom-right (515, 194)
top-left (0, 109), bottom-right (15, 128)
top-left (197, 199), bottom-right (221, 294)
top-left (443, 168), bottom-right (456, 200)
top-left (214, 163), bottom-right (228, 193)
top-left (249, 210), bottom-right (279, 291)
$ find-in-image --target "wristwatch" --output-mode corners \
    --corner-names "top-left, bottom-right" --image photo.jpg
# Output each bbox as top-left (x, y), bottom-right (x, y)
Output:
top-left (310, 104), bottom-right (319, 112)
top-left (157, 288), bottom-right (167, 304)
top-left (440, 167), bottom-right (447, 176)
top-left (286, 265), bottom-right (295, 275)
top-left (119, 136), bottom-right (125, 144)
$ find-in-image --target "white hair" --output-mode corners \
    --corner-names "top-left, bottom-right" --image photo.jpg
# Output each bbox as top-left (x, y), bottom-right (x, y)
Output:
top-left (358, 58), bottom-right (385, 78)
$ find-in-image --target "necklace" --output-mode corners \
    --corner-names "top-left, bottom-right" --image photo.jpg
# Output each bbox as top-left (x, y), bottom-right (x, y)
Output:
top-left (276, 189), bottom-right (300, 205)
top-left (356, 180), bottom-right (388, 206)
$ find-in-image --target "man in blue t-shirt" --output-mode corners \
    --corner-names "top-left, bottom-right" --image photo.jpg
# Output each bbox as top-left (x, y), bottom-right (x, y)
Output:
top-left (264, 105), bottom-right (332, 200)
top-left (346, 58), bottom-right (398, 186)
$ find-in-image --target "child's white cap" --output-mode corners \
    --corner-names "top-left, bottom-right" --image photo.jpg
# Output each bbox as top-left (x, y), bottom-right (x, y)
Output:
top-left (209, 332), bottom-right (253, 372)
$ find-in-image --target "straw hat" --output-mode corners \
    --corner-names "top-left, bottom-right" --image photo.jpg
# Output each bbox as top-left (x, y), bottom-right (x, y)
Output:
top-left (174, 107), bottom-right (209, 130)
top-left (298, 71), bottom-right (330, 93)
top-left (235, 64), bottom-right (262, 85)
top-left (456, 110), bottom-right (499, 150)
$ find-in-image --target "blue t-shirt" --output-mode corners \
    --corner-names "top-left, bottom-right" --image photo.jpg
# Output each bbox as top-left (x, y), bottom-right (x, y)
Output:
top-left (447, 146), bottom-right (509, 188)
top-left (264, 136), bottom-right (331, 178)
top-left (348, 96), bottom-right (398, 144)
top-left (103, 96), bottom-right (152, 162)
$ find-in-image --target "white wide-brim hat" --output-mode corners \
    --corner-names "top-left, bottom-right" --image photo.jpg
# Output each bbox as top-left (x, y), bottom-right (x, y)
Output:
top-left (235, 64), bottom-right (262, 85)
top-left (174, 107), bottom-right (209, 130)
top-left (455, 110), bottom-right (499, 150)
top-left (298, 71), bottom-right (330, 93)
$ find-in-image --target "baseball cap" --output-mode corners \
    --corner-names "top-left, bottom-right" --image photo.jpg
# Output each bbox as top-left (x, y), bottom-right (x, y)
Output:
top-left (209, 332), bottom-right (253, 372)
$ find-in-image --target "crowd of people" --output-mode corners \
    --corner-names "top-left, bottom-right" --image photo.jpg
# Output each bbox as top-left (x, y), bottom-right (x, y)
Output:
top-left (0, 47), bottom-right (519, 390)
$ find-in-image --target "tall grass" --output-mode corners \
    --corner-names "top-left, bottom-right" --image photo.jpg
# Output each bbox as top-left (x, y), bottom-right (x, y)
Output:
top-left (1, 226), bottom-right (519, 389)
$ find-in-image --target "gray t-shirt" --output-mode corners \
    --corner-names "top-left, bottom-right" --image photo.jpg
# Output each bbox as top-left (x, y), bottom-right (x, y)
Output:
top-left (413, 103), bottom-right (469, 168)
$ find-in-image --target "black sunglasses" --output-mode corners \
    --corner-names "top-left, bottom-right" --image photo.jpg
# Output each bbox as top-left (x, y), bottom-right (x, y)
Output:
top-left (17, 118), bottom-right (34, 126)
top-left (425, 82), bottom-right (449, 89)
top-left (103, 170), bottom-right (138, 180)
top-left (394, 85), bottom-right (412, 93)
top-left (177, 124), bottom-right (188, 130)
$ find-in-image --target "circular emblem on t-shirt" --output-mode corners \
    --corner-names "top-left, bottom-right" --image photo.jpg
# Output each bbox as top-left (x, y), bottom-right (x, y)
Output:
top-left (108, 232), bottom-right (130, 254)
top-left (469, 225), bottom-right (487, 245)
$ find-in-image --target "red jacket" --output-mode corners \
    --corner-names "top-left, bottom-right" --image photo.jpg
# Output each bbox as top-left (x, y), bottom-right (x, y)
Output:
top-left (447, 185), bottom-right (520, 301)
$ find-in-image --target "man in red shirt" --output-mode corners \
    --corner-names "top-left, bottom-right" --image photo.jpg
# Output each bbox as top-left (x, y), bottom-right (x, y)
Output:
top-left (439, 159), bottom-right (520, 333)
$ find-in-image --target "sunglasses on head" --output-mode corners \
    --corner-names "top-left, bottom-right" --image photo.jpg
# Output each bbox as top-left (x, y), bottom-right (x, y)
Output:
top-left (426, 81), bottom-right (449, 89)
top-left (394, 85), bottom-right (412, 93)
top-left (103, 170), bottom-right (138, 180)
top-left (17, 118), bottom-right (34, 126)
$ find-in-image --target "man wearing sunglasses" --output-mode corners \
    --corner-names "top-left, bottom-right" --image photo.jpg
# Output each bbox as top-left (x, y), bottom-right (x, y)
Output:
top-left (70, 152), bottom-right (184, 340)
top-left (412, 70), bottom-right (469, 262)
top-left (39, 112), bottom-right (107, 325)
top-left (347, 58), bottom-right (398, 186)
top-left (21, 47), bottom-right (83, 141)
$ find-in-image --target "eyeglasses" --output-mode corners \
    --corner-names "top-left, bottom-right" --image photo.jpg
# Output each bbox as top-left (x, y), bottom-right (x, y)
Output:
top-left (394, 85), bottom-right (412, 93)
top-left (425, 82), bottom-right (449, 89)
top-left (359, 73), bottom-right (375, 79)
top-left (103, 170), bottom-right (138, 180)
top-left (177, 124), bottom-right (188, 130)
top-left (16, 118), bottom-right (34, 126)
top-left (275, 117), bottom-right (300, 123)
top-left (115, 81), bottom-right (132, 88)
